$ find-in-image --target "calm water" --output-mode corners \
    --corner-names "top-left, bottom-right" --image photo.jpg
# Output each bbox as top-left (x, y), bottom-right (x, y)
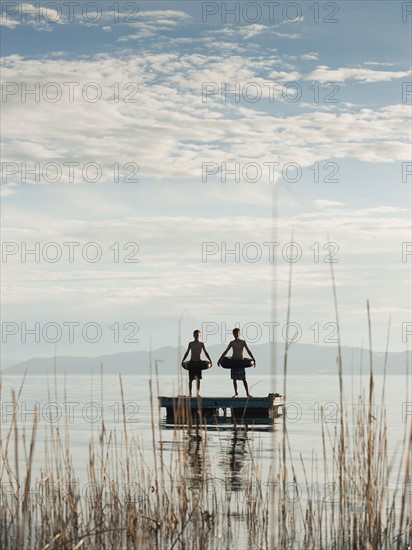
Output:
top-left (1, 371), bottom-right (409, 549)
top-left (1, 373), bottom-right (409, 492)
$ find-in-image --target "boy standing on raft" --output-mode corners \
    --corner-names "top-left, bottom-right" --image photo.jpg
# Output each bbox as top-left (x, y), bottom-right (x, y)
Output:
top-left (218, 328), bottom-right (256, 398)
top-left (181, 330), bottom-right (212, 396)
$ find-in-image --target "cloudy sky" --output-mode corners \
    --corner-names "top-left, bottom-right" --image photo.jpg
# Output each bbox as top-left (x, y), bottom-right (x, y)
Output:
top-left (1, 1), bottom-right (411, 366)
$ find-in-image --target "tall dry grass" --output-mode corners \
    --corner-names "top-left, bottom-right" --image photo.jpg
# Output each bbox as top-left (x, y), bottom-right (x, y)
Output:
top-left (0, 355), bottom-right (410, 549)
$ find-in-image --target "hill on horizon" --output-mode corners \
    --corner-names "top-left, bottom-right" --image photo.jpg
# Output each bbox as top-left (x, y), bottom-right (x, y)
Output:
top-left (2, 342), bottom-right (408, 376)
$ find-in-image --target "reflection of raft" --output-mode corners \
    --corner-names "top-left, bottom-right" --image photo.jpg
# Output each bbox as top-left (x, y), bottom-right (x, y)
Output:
top-left (220, 357), bottom-right (254, 369)
top-left (182, 360), bottom-right (212, 371)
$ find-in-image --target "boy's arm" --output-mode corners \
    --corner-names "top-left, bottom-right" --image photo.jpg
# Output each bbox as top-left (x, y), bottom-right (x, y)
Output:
top-left (218, 343), bottom-right (232, 365)
top-left (181, 343), bottom-right (191, 365)
top-left (202, 343), bottom-right (212, 364)
top-left (244, 343), bottom-right (256, 367)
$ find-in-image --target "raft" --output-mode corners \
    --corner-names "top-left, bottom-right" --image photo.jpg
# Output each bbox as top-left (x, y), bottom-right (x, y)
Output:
top-left (159, 393), bottom-right (284, 422)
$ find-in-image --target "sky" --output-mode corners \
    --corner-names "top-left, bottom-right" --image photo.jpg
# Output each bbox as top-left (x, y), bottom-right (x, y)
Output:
top-left (1, 0), bottom-right (411, 366)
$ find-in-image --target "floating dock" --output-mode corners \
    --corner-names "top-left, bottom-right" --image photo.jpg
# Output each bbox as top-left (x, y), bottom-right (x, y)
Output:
top-left (158, 394), bottom-right (284, 423)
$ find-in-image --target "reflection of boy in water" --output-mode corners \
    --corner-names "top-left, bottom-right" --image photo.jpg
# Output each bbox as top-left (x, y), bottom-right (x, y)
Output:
top-left (228, 428), bottom-right (248, 491)
top-left (181, 330), bottom-right (212, 396)
top-left (218, 328), bottom-right (255, 398)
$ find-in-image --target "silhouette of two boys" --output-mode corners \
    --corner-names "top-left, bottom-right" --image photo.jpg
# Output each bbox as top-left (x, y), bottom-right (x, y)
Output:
top-left (182, 328), bottom-right (255, 398)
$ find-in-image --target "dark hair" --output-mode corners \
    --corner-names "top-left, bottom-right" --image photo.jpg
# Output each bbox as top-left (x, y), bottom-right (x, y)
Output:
top-left (193, 330), bottom-right (201, 337)
top-left (232, 328), bottom-right (240, 337)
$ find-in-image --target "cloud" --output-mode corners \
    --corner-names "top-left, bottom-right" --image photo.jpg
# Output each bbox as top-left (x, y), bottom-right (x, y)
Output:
top-left (301, 53), bottom-right (319, 61)
top-left (363, 62), bottom-right (398, 67)
top-left (1, 53), bottom-right (410, 191)
top-left (2, 203), bottom-right (409, 354)
top-left (0, 185), bottom-right (18, 197)
top-left (0, 19), bottom-right (20, 29)
top-left (1, 3), bottom-right (66, 31)
top-left (306, 65), bottom-right (412, 83)
top-left (313, 200), bottom-right (345, 209)
top-left (118, 9), bottom-right (192, 41)
top-left (205, 25), bottom-right (301, 41)
top-left (137, 10), bottom-right (191, 21)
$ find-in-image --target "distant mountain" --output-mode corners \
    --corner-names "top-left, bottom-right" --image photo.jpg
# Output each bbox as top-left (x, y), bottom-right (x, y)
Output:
top-left (2, 343), bottom-right (409, 375)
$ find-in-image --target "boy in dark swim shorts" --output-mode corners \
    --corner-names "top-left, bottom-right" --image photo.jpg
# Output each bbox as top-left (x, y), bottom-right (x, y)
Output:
top-left (181, 330), bottom-right (212, 396)
top-left (218, 328), bottom-right (256, 398)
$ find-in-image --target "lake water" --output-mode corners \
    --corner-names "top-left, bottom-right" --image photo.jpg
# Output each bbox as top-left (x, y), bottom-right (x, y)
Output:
top-left (1, 372), bottom-right (409, 485)
top-left (1, 372), bottom-right (410, 549)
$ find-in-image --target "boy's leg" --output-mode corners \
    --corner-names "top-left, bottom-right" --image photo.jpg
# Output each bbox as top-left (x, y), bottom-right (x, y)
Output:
top-left (189, 379), bottom-right (192, 396)
top-left (244, 379), bottom-right (252, 397)
top-left (196, 376), bottom-right (201, 395)
top-left (232, 379), bottom-right (238, 397)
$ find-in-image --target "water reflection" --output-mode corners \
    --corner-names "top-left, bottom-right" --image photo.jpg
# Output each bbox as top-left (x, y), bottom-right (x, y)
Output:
top-left (187, 424), bottom-right (203, 483)
top-left (160, 417), bottom-right (279, 432)
top-left (183, 424), bottom-right (251, 494)
top-left (160, 420), bottom-right (282, 492)
top-left (221, 426), bottom-right (249, 492)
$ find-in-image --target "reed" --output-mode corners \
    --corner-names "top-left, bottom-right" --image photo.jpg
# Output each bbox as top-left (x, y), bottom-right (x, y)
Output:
top-left (0, 328), bottom-right (410, 549)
